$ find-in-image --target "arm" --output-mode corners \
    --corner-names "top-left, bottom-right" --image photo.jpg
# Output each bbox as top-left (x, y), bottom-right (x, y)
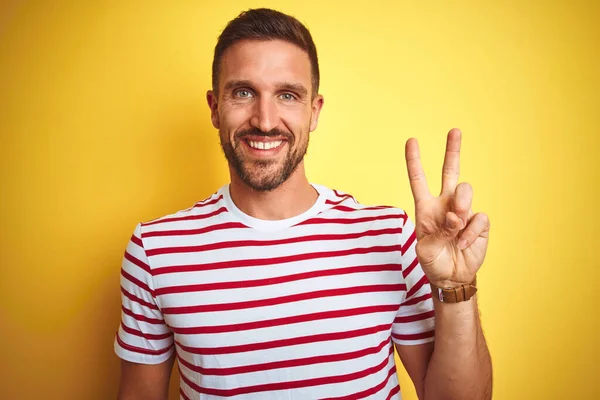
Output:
top-left (115, 223), bottom-right (176, 399)
top-left (399, 128), bottom-right (493, 398)
top-left (423, 296), bottom-right (491, 399)
top-left (395, 297), bottom-right (492, 400)
top-left (117, 356), bottom-right (175, 400)
top-left (395, 342), bottom-right (433, 400)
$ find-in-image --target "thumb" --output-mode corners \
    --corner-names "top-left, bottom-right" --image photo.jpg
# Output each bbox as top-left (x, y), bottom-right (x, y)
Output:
top-left (436, 211), bottom-right (464, 240)
top-left (415, 211), bottom-right (464, 268)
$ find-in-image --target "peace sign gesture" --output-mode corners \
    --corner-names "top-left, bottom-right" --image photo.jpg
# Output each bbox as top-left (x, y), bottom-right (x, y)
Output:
top-left (405, 128), bottom-right (490, 288)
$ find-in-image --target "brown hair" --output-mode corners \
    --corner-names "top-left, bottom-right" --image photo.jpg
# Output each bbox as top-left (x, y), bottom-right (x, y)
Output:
top-left (212, 8), bottom-right (320, 97)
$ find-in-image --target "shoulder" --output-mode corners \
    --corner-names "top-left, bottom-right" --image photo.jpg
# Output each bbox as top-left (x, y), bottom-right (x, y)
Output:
top-left (139, 187), bottom-right (227, 233)
top-left (315, 184), bottom-right (410, 225)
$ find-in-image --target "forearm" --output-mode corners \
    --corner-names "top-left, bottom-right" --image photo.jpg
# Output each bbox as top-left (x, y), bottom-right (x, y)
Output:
top-left (423, 296), bottom-right (492, 400)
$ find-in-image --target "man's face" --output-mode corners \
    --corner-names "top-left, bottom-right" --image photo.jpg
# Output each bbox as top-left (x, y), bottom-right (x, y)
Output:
top-left (207, 39), bottom-right (323, 192)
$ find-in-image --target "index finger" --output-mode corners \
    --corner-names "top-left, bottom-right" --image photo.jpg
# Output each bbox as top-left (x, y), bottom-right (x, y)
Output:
top-left (405, 137), bottom-right (431, 203)
top-left (441, 128), bottom-right (462, 195)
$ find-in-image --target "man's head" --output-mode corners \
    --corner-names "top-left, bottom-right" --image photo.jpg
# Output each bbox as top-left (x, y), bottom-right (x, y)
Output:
top-left (211, 8), bottom-right (320, 99)
top-left (207, 8), bottom-right (324, 192)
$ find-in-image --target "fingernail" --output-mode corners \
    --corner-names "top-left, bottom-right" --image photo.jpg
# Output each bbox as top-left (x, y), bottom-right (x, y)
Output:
top-left (458, 239), bottom-right (468, 250)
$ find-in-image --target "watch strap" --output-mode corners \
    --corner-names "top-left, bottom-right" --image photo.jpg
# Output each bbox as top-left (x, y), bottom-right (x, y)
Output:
top-left (431, 277), bottom-right (477, 303)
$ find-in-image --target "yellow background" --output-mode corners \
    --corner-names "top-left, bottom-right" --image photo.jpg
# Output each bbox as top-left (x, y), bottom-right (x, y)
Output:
top-left (1, 0), bottom-right (598, 399)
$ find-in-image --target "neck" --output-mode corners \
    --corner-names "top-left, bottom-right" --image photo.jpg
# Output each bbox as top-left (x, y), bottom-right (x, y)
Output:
top-left (228, 161), bottom-right (318, 220)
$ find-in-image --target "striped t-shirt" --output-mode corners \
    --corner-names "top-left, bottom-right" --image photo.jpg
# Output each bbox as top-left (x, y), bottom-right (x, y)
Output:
top-left (114, 184), bottom-right (435, 399)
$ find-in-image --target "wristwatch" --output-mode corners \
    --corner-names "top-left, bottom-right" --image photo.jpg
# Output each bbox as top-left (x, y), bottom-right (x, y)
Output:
top-left (430, 276), bottom-right (477, 303)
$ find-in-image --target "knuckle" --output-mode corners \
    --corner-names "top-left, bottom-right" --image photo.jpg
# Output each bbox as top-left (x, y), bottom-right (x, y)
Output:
top-left (442, 168), bottom-right (459, 176)
top-left (463, 228), bottom-right (477, 238)
top-left (481, 213), bottom-right (490, 227)
top-left (409, 171), bottom-right (425, 180)
top-left (454, 197), bottom-right (470, 211)
top-left (458, 182), bottom-right (473, 192)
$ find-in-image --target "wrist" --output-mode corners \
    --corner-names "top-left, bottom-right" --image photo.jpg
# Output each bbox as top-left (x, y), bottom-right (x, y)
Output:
top-left (429, 275), bottom-right (476, 289)
top-left (430, 276), bottom-right (477, 303)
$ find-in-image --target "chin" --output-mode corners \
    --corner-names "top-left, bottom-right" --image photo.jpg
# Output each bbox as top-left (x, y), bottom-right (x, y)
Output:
top-left (239, 163), bottom-right (291, 192)
top-left (243, 173), bottom-right (287, 192)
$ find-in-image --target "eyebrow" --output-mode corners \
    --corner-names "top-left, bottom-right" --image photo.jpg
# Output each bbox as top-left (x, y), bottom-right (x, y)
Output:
top-left (223, 80), bottom-right (254, 92)
top-left (223, 80), bottom-right (309, 97)
top-left (277, 82), bottom-right (309, 97)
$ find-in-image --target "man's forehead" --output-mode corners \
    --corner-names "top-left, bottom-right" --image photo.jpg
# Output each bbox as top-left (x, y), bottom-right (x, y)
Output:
top-left (219, 39), bottom-right (312, 87)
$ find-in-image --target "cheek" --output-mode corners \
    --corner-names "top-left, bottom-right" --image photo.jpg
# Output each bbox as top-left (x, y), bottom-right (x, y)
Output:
top-left (280, 107), bottom-right (312, 134)
top-left (220, 104), bottom-right (253, 132)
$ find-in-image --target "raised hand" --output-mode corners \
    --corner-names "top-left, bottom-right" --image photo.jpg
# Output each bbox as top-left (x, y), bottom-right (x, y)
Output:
top-left (404, 128), bottom-right (490, 288)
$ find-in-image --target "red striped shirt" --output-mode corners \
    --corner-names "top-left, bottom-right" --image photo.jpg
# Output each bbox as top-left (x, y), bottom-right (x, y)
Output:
top-left (114, 184), bottom-right (434, 399)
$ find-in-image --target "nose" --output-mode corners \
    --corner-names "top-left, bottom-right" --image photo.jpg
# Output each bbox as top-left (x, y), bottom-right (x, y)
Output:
top-left (250, 96), bottom-right (279, 133)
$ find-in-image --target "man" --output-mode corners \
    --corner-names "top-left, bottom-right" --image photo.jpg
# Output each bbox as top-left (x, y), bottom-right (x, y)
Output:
top-left (115, 8), bottom-right (492, 400)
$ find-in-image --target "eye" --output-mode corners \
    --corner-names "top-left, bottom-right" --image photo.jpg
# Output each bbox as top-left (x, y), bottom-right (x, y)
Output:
top-left (280, 93), bottom-right (296, 101)
top-left (235, 90), bottom-right (253, 98)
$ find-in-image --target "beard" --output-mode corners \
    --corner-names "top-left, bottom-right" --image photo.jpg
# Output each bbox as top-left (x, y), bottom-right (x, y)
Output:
top-left (219, 127), bottom-right (309, 192)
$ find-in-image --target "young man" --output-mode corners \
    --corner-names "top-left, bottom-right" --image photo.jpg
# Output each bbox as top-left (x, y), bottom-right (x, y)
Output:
top-left (115, 8), bottom-right (492, 400)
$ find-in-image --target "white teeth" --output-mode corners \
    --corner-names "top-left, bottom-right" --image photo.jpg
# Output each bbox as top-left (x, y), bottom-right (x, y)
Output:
top-left (248, 140), bottom-right (282, 150)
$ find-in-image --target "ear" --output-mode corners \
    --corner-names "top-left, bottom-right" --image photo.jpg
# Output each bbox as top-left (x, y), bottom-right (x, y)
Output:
top-left (206, 90), bottom-right (220, 129)
top-left (309, 94), bottom-right (324, 132)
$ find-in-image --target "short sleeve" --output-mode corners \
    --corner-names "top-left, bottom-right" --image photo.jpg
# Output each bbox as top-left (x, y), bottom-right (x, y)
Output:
top-left (114, 223), bottom-right (175, 364)
top-left (391, 215), bottom-right (435, 346)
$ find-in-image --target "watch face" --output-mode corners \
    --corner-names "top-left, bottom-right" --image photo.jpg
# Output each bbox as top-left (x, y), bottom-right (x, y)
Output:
top-left (437, 289), bottom-right (445, 302)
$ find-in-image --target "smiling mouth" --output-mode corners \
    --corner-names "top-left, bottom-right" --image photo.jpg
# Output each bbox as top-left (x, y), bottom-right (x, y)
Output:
top-left (246, 140), bottom-right (283, 150)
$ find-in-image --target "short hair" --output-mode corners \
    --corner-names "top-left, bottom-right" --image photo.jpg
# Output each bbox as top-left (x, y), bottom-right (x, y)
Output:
top-left (212, 8), bottom-right (320, 97)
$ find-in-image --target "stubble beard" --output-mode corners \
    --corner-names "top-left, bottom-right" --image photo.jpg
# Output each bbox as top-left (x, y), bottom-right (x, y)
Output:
top-left (219, 128), bottom-right (309, 192)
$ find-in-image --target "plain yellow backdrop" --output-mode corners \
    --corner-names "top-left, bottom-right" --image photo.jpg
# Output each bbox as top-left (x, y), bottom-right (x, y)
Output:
top-left (1, 1), bottom-right (598, 399)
